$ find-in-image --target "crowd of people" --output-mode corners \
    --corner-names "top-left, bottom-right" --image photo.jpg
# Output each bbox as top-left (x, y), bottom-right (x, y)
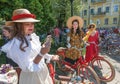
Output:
top-left (0, 8), bottom-right (118, 84)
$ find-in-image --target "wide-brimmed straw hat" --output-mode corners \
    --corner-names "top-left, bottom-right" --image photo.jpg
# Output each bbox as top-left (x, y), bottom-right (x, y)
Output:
top-left (88, 23), bottom-right (96, 29)
top-left (5, 8), bottom-right (40, 26)
top-left (66, 16), bottom-right (84, 29)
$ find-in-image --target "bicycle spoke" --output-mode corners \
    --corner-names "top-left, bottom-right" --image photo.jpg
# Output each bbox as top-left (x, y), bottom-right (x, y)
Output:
top-left (92, 58), bottom-right (115, 82)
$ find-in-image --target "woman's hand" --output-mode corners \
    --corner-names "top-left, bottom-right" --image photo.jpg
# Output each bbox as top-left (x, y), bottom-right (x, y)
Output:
top-left (51, 55), bottom-right (59, 61)
top-left (86, 42), bottom-right (90, 46)
top-left (40, 45), bottom-right (51, 55)
top-left (41, 35), bottom-right (52, 54)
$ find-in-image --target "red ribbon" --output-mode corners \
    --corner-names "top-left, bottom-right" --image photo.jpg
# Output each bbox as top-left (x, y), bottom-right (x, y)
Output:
top-left (12, 14), bottom-right (36, 20)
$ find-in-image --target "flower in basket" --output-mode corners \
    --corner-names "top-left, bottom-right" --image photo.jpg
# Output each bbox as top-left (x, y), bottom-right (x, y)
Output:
top-left (0, 64), bottom-right (14, 74)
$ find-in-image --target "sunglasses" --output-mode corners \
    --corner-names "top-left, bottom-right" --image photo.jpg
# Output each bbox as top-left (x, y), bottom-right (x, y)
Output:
top-left (88, 25), bottom-right (94, 29)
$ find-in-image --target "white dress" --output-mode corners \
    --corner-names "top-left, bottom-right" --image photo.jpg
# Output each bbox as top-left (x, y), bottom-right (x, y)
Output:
top-left (1, 33), bottom-right (53, 84)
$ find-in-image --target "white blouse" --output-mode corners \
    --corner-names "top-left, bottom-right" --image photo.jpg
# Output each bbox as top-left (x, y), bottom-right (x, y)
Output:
top-left (1, 33), bottom-right (53, 72)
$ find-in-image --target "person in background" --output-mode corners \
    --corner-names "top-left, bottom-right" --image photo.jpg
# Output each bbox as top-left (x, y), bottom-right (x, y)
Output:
top-left (2, 26), bottom-right (13, 43)
top-left (1, 26), bottom-right (18, 67)
top-left (0, 8), bottom-right (59, 84)
top-left (65, 16), bottom-right (85, 64)
top-left (53, 26), bottom-right (60, 46)
top-left (83, 23), bottom-right (99, 63)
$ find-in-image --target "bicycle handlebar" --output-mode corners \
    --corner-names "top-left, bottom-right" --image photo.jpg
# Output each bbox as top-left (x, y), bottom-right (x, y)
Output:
top-left (62, 65), bottom-right (75, 72)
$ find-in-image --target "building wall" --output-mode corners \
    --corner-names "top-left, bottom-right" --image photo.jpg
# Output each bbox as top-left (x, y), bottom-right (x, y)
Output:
top-left (81, 0), bottom-right (120, 28)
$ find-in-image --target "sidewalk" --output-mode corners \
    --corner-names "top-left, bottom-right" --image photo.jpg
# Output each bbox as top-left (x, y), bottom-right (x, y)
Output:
top-left (101, 53), bottom-right (120, 84)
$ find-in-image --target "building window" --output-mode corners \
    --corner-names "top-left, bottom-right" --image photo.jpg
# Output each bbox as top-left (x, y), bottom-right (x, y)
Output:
top-left (91, 0), bottom-right (95, 3)
top-left (106, 6), bottom-right (110, 13)
top-left (84, 20), bottom-right (87, 26)
top-left (83, 0), bottom-right (87, 3)
top-left (98, 7), bottom-right (102, 14)
top-left (113, 18), bottom-right (117, 24)
top-left (90, 20), bottom-right (93, 24)
top-left (112, 0), bottom-right (114, 2)
top-left (84, 10), bottom-right (87, 16)
top-left (113, 5), bottom-right (118, 12)
top-left (97, 19), bottom-right (100, 25)
top-left (91, 9), bottom-right (94, 15)
top-left (105, 18), bottom-right (109, 25)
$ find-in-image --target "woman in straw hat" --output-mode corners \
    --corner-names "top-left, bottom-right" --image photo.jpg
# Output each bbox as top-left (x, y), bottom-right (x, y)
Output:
top-left (83, 23), bottom-right (99, 63)
top-left (0, 8), bottom-right (59, 84)
top-left (65, 16), bottom-right (85, 64)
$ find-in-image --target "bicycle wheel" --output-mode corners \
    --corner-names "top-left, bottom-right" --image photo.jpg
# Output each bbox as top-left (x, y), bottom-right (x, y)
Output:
top-left (78, 65), bottom-right (100, 84)
top-left (91, 57), bottom-right (115, 82)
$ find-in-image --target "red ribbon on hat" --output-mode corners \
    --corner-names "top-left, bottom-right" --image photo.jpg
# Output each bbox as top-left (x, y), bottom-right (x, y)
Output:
top-left (12, 14), bottom-right (36, 20)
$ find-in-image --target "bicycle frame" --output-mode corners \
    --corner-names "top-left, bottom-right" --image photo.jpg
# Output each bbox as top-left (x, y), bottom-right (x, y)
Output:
top-left (56, 47), bottom-right (100, 84)
top-left (47, 62), bottom-right (82, 84)
top-left (56, 48), bottom-right (87, 69)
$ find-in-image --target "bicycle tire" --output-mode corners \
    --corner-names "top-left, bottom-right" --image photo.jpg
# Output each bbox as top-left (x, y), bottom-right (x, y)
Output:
top-left (78, 65), bottom-right (100, 84)
top-left (91, 57), bottom-right (115, 82)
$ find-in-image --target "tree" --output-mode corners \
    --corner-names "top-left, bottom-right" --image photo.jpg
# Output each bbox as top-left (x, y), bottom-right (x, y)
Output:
top-left (0, 0), bottom-right (83, 34)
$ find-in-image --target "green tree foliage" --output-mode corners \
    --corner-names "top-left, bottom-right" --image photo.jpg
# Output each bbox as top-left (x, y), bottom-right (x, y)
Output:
top-left (0, 0), bottom-right (56, 35)
top-left (0, 0), bottom-right (83, 34)
top-left (50, 0), bottom-right (83, 27)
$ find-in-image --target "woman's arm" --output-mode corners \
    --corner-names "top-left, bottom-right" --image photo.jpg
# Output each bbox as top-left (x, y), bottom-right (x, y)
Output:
top-left (33, 35), bottom-right (51, 64)
top-left (66, 36), bottom-right (71, 48)
top-left (33, 46), bottom-right (50, 64)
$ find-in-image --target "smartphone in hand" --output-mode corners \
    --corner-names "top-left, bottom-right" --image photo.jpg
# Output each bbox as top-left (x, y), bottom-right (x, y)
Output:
top-left (46, 35), bottom-right (52, 43)
top-left (43, 35), bottom-right (52, 48)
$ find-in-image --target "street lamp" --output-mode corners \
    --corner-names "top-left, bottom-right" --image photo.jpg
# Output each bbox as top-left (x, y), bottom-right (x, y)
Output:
top-left (70, 0), bottom-right (74, 16)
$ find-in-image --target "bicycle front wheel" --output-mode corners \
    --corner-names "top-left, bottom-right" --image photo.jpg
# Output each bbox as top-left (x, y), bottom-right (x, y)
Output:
top-left (78, 65), bottom-right (100, 84)
top-left (91, 57), bottom-right (115, 82)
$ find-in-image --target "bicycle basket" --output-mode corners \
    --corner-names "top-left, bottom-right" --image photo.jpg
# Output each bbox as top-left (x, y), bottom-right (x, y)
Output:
top-left (0, 64), bottom-right (18, 84)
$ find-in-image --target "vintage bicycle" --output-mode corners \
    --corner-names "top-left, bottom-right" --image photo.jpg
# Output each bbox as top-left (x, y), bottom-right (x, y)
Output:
top-left (47, 62), bottom-right (83, 84)
top-left (56, 47), bottom-right (100, 84)
top-left (88, 42), bottom-right (115, 82)
top-left (56, 40), bottom-right (115, 83)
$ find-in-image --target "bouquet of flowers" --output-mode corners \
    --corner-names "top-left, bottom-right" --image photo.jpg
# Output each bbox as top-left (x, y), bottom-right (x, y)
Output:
top-left (0, 64), bottom-right (18, 84)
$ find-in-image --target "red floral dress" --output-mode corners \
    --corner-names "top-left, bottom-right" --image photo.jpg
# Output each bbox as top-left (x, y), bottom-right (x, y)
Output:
top-left (85, 31), bottom-right (99, 63)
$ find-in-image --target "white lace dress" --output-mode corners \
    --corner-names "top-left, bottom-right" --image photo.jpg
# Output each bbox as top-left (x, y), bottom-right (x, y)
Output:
top-left (1, 33), bottom-right (53, 84)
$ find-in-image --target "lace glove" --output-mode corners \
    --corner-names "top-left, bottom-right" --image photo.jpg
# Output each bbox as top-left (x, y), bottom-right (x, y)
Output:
top-left (67, 43), bottom-right (71, 48)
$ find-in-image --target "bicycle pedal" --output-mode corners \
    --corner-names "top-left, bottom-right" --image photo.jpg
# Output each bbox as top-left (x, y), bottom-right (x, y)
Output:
top-left (75, 76), bottom-right (81, 81)
top-left (70, 76), bottom-right (81, 82)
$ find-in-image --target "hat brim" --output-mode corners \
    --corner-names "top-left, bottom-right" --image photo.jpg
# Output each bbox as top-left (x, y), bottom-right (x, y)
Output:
top-left (89, 23), bottom-right (96, 29)
top-left (67, 16), bottom-right (83, 29)
top-left (5, 18), bottom-right (40, 26)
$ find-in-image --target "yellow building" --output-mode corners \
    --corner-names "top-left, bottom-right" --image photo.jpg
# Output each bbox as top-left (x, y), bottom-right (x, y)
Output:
top-left (81, 0), bottom-right (120, 28)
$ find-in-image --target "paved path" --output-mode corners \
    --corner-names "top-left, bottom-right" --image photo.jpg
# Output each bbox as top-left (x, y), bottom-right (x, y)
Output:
top-left (100, 52), bottom-right (120, 84)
